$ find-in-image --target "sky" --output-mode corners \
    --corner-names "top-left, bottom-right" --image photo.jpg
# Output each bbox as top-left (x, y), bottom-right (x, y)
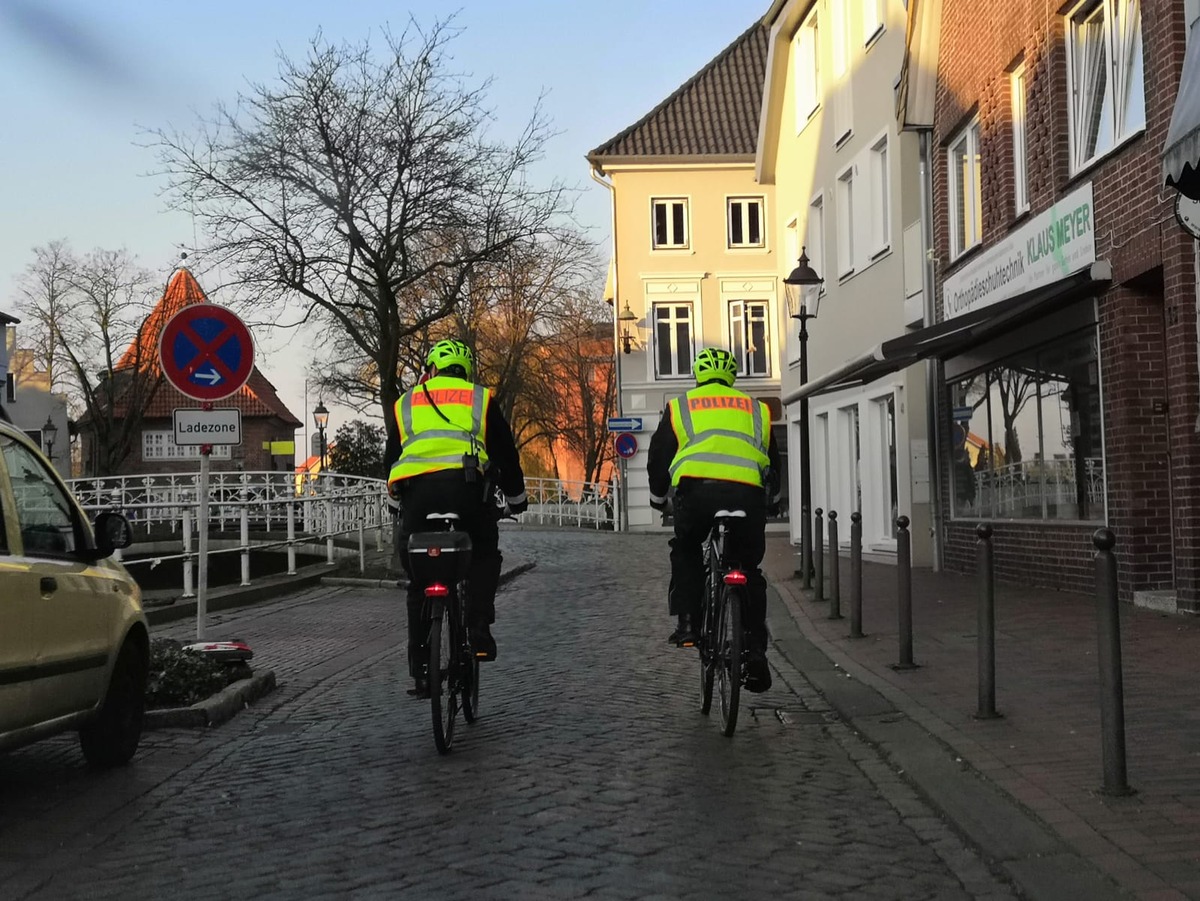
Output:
top-left (0, 0), bottom-right (762, 461)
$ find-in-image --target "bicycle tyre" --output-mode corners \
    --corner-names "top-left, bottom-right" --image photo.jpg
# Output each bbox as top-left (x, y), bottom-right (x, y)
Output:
top-left (429, 602), bottom-right (458, 754)
top-left (717, 584), bottom-right (743, 737)
top-left (699, 582), bottom-right (716, 715)
top-left (459, 581), bottom-right (480, 723)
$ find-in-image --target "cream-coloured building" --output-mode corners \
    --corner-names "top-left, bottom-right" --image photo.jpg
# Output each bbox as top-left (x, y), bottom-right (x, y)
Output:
top-left (587, 24), bottom-right (788, 530)
top-left (3, 321), bottom-right (70, 477)
top-left (757, 0), bottom-right (937, 565)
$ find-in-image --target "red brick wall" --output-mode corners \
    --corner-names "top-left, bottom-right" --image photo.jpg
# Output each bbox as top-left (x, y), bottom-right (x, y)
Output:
top-left (933, 0), bottom-right (1198, 608)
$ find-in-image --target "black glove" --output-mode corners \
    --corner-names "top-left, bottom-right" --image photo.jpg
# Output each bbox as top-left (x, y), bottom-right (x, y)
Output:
top-left (766, 501), bottom-right (781, 517)
top-left (507, 497), bottom-right (528, 516)
top-left (649, 499), bottom-right (666, 512)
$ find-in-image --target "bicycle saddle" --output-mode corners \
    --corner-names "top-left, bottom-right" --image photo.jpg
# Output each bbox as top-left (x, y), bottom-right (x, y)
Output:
top-left (425, 512), bottom-right (461, 522)
top-left (714, 509), bottom-right (747, 519)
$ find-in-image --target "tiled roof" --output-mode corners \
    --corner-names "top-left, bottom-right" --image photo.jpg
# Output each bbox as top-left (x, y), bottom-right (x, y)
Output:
top-left (0, 310), bottom-right (19, 325)
top-left (106, 266), bottom-right (302, 428)
top-left (588, 22), bottom-right (768, 161)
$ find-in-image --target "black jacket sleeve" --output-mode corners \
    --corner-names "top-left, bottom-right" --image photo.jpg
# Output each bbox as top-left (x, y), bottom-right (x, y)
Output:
top-left (646, 410), bottom-right (677, 504)
top-left (484, 403), bottom-right (526, 502)
top-left (766, 428), bottom-right (783, 502)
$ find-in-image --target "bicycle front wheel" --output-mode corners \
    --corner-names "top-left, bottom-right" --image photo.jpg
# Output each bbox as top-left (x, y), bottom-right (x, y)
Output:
top-left (429, 602), bottom-right (459, 754)
top-left (717, 585), bottom-right (743, 737)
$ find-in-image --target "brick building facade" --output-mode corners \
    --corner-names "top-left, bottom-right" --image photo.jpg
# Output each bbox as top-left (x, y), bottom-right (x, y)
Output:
top-left (924, 0), bottom-right (1199, 609)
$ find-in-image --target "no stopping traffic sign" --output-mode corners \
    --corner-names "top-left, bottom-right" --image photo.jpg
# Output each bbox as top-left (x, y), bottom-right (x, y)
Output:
top-left (158, 304), bottom-right (255, 402)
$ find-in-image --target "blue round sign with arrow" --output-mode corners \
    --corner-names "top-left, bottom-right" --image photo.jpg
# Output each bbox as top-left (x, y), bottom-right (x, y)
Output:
top-left (158, 304), bottom-right (255, 402)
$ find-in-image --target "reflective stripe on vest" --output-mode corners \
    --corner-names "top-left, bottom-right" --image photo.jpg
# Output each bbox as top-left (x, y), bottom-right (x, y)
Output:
top-left (667, 385), bottom-right (769, 487)
top-left (388, 376), bottom-right (490, 485)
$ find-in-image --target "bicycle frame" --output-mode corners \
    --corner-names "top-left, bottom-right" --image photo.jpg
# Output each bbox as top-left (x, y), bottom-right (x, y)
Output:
top-left (699, 511), bottom-right (749, 736)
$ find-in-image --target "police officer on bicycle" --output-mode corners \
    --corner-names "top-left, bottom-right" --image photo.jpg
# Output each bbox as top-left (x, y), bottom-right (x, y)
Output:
top-left (386, 339), bottom-right (528, 697)
top-left (647, 347), bottom-right (781, 693)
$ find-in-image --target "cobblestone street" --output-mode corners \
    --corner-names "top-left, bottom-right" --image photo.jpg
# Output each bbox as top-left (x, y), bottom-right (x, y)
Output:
top-left (0, 531), bottom-right (1016, 900)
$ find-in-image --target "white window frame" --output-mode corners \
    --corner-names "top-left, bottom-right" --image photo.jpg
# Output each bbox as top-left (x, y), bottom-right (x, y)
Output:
top-left (142, 431), bottom-right (231, 461)
top-left (650, 197), bottom-right (690, 250)
top-left (794, 7), bottom-right (821, 127)
top-left (836, 166), bottom-right (856, 277)
top-left (947, 119), bottom-right (982, 260)
top-left (727, 196), bottom-right (766, 249)
top-left (651, 302), bottom-right (695, 379)
top-left (1065, 0), bottom-right (1146, 174)
top-left (729, 299), bottom-right (772, 378)
top-left (1011, 63), bottom-right (1030, 215)
top-left (870, 134), bottom-right (891, 257)
top-left (785, 215), bottom-right (803, 366)
top-left (863, 0), bottom-right (886, 46)
top-left (830, 0), bottom-right (853, 146)
top-left (807, 193), bottom-right (826, 286)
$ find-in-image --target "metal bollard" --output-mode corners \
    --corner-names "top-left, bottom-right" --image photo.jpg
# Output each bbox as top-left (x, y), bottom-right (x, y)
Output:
top-left (357, 497), bottom-right (366, 574)
top-left (799, 504), bottom-right (813, 588)
top-left (975, 524), bottom-right (1001, 719)
top-left (239, 486), bottom-right (251, 587)
top-left (849, 512), bottom-right (864, 638)
top-left (892, 515), bottom-right (918, 670)
top-left (828, 511), bottom-right (843, 620)
top-left (814, 508), bottom-right (825, 603)
top-left (286, 499), bottom-right (297, 576)
top-left (1094, 528), bottom-right (1133, 795)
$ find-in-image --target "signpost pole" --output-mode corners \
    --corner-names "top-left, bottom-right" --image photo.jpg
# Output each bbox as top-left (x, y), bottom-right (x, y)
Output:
top-left (196, 446), bottom-right (211, 641)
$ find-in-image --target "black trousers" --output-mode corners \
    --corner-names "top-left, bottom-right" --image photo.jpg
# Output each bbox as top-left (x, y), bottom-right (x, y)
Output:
top-left (668, 479), bottom-right (768, 647)
top-left (396, 471), bottom-right (502, 673)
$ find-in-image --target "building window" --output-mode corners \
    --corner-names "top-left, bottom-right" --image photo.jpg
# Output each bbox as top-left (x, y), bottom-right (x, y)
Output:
top-left (653, 303), bottom-right (694, 378)
top-left (729, 300), bottom-right (770, 377)
top-left (949, 327), bottom-right (1103, 522)
top-left (1011, 64), bottom-right (1029, 214)
top-left (795, 7), bottom-right (821, 124)
top-left (948, 120), bottom-right (982, 258)
top-left (863, 0), bottom-right (886, 44)
top-left (1066, 0), bottom-right (1146, 172)
top-left (830, 0), bottom-right (853, 145)
top-left (5, 373), bottom-right (14, 403)
top-left (728, 197), bottom-right (765, 248)
top-left (651, 198), bottom-right (689, 249)
top-left (23, 429), bottom-right (42, 450)
top-left (870, 136), bottom-right (890, 255)
top-left (142, 431), bottom-right (231, 461)
top-left (807, 194), bottom-right (826, 282)
top-left (837, 167), bottom-right (856, 276)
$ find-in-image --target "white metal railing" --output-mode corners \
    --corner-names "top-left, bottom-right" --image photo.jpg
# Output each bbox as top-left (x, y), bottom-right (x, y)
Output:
top-left (64, 471), bottom-right (614, 598)
top-left (970, 457), bottom-right (1104, 519)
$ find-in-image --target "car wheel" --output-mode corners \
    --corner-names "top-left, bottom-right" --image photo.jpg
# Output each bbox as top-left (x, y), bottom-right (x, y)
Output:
top-left (79, 640), bottom-right (147, 768)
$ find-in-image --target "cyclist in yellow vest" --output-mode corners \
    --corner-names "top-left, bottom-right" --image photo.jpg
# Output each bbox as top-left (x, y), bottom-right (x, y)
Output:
top-left (386, 339), bottom-right (527, 697)
top-left (647, 347), bottom-right (781, 693)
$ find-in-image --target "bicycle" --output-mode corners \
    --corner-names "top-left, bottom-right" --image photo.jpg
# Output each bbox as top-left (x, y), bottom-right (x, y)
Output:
top-left (407, 512), bottom-right (479, 754)
top-left (697, 509), bottom-right (751, 737)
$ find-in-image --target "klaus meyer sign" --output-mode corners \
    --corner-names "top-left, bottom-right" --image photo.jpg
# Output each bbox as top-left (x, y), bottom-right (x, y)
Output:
top-left (943, 183), bottom-right (1095, 320)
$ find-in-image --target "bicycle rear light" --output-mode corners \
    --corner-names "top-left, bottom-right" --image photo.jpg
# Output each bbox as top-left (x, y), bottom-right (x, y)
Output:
top-left (424, 583), bottom-right (450, 598)
top-left (723, 571), bottom-right (748, 585)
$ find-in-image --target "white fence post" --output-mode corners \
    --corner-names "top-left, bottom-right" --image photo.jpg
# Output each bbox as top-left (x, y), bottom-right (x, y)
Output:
top-left (181, 506), bottom-right (195, 598)
top-left (239, 482), bottom-right (251, 586)
top-left (286, 498), bottom-right (297, 575)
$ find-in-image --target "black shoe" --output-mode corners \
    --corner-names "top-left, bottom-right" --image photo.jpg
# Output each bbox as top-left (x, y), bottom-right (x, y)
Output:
top-left (406, 677), bottom-right (429, 698)
top-left (668, 615), bottom-right (699, 648)
top-left (744, 651), bottom-right (772, 693)
top-left (471, 627), bottom-right (497, 662)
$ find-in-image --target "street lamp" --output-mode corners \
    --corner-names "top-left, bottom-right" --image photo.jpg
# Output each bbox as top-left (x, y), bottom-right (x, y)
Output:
top-left (618, 300), bottom-right (639, 354)
top-left (313, 401), bottom-right (329, 473)
top-left (42, 414), bottom-right (58, 463)
top-left (784, 248), bottom-right (824, 588)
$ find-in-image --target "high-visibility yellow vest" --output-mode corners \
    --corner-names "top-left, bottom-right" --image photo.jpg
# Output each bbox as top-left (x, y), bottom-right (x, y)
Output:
top-left (388, 375), bottom-right (491, 488)
top-left (667, 384), bottom-right (770, 488)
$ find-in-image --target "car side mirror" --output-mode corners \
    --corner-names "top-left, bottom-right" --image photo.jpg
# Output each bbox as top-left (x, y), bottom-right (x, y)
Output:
top-left (93, 512), bottom-right (133, 557)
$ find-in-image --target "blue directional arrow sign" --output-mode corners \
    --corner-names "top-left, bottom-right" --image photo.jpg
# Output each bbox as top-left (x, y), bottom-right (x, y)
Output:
top-left (607, 417), bottom-right (643, 433)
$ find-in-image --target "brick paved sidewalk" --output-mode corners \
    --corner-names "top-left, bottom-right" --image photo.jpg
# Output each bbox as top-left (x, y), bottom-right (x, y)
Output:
top-left (763, 535), bottom-right (1200, 901)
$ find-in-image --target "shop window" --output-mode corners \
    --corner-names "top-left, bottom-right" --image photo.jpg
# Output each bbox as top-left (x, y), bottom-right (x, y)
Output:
top-left (651, 198), bottom-right (689, 249)
top-left (948, 327), bottom-right (1103, 522)
top-left (653, 303), bottom-right (694, 379)
top-left (729, 300), bottom-right (770, 377)
top-left (1066, 0), bottom-right (1146, 173)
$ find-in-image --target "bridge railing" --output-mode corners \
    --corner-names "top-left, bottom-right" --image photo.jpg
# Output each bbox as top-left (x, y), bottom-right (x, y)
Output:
top-left (518, 477), bottom-right (615, 529)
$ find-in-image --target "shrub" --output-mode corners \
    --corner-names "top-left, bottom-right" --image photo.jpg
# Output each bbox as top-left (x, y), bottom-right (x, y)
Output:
top-left (146, 638), bottom-right (248, 709)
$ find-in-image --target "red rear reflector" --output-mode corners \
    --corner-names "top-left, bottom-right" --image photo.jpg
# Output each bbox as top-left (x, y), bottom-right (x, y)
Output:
top-left (428, 547), bottom-right (441, 557)
top-left (724, 571), bottom-right (748, 585)
top-left (425, 583), bottom-right (450, 598)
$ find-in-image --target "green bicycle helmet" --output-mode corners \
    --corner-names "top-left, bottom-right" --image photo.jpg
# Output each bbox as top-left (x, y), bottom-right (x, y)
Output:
top-left (692, 347), bottom-right (738, 387)
top-left (426, 339), bottom-right (474, 378)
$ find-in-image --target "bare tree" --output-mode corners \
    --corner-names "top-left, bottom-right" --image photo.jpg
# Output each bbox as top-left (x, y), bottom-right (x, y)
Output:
top-left (17, 243), bottom-right (158, 474)
top-left (150, 20), bottom-right (571, 442)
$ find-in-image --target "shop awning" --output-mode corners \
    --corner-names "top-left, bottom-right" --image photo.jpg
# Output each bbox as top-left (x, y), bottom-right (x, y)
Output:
top-left (783, 261), bottom-right (1111, 403)
top-left (1164, 23), bottom-right (1200, 200)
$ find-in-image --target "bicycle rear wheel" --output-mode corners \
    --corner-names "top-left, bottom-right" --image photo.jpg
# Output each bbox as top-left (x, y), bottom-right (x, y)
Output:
top-left (429, 602), bottom-right (459, 754)
top-left (717, 585), bottom-right (743, 737)
top-left (459, 581), bottom-right (480, 723)
top-left (698, 583), bottom-right (716, 715)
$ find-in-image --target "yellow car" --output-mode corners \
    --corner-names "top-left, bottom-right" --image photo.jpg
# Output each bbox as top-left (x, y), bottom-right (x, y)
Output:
top-left (0, 419), bottom-right (148, 767)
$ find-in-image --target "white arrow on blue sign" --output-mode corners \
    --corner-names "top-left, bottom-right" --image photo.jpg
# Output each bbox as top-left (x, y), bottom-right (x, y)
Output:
top-left (607, 417), bottom-right (643, 433)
